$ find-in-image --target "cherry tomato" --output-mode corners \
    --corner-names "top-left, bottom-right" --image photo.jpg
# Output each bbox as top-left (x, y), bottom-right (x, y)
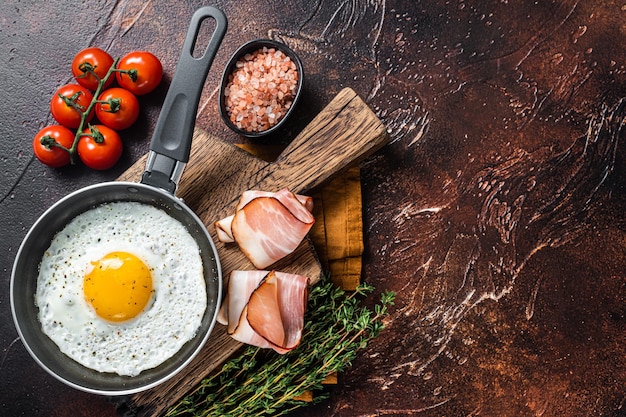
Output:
top-left (50, 83), bottom-right (94, 129)
top-left (72, 47), bottom-right (115, 90)
top-left (95, 87), bottom-right (140, 130)
top-left (77, 124), bottom-right (123, 170)
top-left (115, 51), bottom-right (163, 95)
top-left (32, 125), bottom-right (75, 168)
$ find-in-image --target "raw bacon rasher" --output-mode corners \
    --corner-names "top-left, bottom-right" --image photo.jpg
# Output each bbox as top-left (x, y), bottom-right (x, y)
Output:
top-left (217, 270), bottom-right (309, 353)
top-left (214, 189), bottom-right (314, 268)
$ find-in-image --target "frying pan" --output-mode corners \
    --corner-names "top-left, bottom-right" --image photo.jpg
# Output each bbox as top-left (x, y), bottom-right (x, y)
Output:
top-left (10, 6), bottom-right (227, 395)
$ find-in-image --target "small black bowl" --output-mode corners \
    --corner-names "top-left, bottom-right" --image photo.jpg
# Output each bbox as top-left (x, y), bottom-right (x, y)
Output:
top-left (218, 39), bottom-right (304, 138)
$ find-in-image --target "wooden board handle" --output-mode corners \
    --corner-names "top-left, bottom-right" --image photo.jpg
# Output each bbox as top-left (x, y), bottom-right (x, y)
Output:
top-left (261, 87), bottom-right (388, 193)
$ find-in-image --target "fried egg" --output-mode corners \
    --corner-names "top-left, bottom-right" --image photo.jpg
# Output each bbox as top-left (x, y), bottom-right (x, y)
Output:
top-left (35, 201), bottom-right (206, 377)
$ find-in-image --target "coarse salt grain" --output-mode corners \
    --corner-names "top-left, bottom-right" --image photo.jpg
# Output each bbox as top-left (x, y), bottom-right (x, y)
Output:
top-left (224, 47), bottom-right (299, 133)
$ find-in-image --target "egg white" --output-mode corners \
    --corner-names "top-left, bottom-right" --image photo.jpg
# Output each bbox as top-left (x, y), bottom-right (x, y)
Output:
top-left (35, 201), bottom-right (206, 377)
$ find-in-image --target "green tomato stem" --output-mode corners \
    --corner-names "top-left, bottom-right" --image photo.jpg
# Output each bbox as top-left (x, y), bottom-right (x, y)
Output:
top-left (59, 91), bottom-right (88, 112)
top-left (98, 97), bottom-right (122, 113)
top-left (67, 57), bottom-right (120, 164)
top-left (40, 135), bottom-right (71, 153)
top-left (113, 67), bottom-right (138, 82)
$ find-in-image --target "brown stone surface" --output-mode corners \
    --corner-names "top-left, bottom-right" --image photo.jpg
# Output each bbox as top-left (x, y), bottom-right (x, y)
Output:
top-left (1, 1), bottom-right (624, 416)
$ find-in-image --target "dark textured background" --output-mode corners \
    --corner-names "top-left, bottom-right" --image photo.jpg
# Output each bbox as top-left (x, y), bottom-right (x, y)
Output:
top-left (1, 1), bottom-right (624, 416)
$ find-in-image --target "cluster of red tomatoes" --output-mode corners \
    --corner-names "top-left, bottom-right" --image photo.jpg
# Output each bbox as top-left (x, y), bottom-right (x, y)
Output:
top-left (33, 47), bottom-right (163, 169)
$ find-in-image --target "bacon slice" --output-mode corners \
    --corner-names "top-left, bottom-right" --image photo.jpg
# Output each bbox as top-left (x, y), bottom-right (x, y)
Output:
top-left (216, 270), bottom-right (268, 332)
top-left (214, 214), bottom-right (235, 243)
top-left (236, 190), bottom-right (314, 212)
top-left (247, 273), bottom-right (285, 346)
top-left (215, 189), bottom-right (315, 269)
top-left (219, 270), bottom-right (308, 354)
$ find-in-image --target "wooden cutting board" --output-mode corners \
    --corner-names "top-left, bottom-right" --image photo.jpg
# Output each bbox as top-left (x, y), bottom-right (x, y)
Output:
top-left (118, 87), bottom-right (388, 416)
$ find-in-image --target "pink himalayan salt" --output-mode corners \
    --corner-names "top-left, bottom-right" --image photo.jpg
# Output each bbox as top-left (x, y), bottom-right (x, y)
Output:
top-left (224, 47), bottom-right (298, 133)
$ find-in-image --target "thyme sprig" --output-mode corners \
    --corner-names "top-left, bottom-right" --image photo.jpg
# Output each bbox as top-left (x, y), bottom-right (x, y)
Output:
top-left (165, 277), bottom-right (395, 417)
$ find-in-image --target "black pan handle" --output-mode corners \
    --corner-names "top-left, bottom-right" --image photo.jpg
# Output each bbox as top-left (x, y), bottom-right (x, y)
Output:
top-left (141, 6), bottom-right (227, 194)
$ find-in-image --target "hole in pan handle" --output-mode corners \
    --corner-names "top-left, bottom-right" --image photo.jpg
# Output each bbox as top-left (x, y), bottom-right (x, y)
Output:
top-left (141, 6), bottom-right (228, 194)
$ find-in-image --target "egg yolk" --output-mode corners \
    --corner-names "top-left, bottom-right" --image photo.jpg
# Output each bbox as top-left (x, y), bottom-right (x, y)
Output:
top-left (83, 251), bottom-right (153, 322)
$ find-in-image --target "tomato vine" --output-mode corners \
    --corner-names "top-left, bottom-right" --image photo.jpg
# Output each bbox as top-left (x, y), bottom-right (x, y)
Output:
top-left (34, 48), bottom-right (163, 170)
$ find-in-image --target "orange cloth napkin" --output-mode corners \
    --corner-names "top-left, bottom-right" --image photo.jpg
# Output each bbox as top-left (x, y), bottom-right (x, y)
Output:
top-left (235, 143), bottom-right (363, 290)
